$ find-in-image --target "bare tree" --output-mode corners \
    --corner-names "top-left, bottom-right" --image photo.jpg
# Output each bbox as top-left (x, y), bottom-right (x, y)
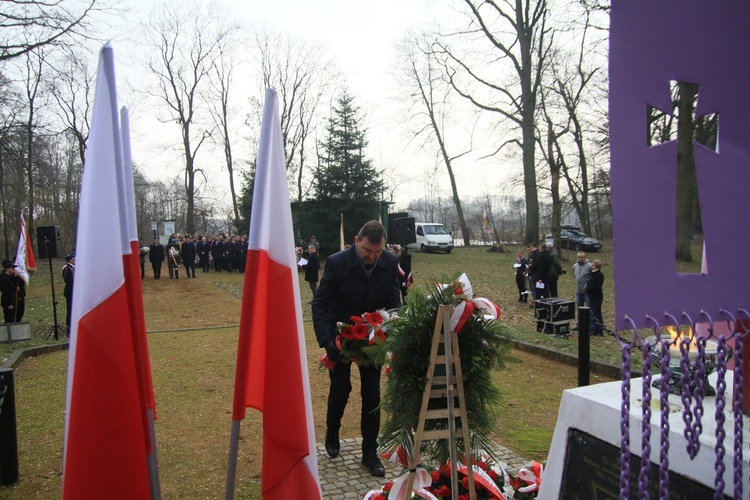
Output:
top-left (208, 36), bottom-right (240, 224)
top-left (438, 0), bottom-right (552, 244)
top-left (253, 29), bottom-right (334, 202)
top-left (397, 31), bottom-right (473, 246)
top-left (143, 2), bottom-right (233, 234)
top-left (0, 0), bottom-right (97, 61)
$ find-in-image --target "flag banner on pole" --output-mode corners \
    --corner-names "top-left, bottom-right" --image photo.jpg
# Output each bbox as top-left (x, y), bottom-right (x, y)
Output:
top-left (229, 89), bottom-right (321, 499)
top-left (63, 42), bottom-right (151, 499)
top-left (340, 213), bottom-right (345, 251)
top-left (15, 210), bottom-right (36, 285)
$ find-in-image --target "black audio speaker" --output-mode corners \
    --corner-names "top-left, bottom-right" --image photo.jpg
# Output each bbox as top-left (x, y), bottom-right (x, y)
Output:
top-left (389, 217), bottom-right (416, 245)
top-left (387, 212), bottom-right (408, 243)
top-left (36, 226), bottom-right (62, 259)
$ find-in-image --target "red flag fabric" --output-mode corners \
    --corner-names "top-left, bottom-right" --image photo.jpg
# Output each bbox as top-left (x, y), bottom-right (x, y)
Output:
top-left (231, 89), bottom-right (321, 498)
top-left (14, 210), bottom-right (36, 284)
top-left (63, 43), bottom-right (150, 498)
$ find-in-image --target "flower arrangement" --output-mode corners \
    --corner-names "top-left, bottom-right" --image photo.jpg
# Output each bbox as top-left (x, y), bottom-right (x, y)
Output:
top-left (363, 456), bottom-right (544, 499)
top-left (319, 309), bottom-right (396, 369)
top-left (379, 273), bottom-right (509, 465)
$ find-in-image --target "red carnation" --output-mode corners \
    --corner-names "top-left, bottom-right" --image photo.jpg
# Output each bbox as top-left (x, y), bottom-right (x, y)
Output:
top-left (350, 315), bottom-right (365, 324)
top-left (431, 470), bottom-right (441, 483)
top-left (433, 485), bottom-right (451, 497)
top-left (383, 481), bottom-right (395, 492)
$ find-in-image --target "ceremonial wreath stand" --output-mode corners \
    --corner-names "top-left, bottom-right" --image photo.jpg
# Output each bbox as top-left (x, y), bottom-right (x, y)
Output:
top-left (406, 304), bottom-right (477, 500)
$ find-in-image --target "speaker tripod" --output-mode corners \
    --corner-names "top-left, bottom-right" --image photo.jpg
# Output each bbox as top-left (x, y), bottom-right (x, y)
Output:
top-left (43, 236), bottom-right (67, 340)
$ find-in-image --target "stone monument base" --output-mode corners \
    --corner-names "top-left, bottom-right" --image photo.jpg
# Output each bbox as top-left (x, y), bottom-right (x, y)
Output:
top-left (539, 374), bottom-right (746, 499)
top-left (0, 322), bottom-right (31, 343)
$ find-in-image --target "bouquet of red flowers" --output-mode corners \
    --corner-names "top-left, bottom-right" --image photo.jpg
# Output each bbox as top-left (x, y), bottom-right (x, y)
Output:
top-left (319, 309), bottom-right (396, 369)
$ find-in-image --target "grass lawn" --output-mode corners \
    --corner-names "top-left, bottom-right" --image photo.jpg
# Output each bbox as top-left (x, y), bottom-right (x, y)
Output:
top-left (0, 242), bottom-right (627, 498)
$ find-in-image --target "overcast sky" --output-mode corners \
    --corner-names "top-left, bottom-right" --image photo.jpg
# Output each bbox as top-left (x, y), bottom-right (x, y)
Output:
top-left (109, 0), bottom-right (520, 213)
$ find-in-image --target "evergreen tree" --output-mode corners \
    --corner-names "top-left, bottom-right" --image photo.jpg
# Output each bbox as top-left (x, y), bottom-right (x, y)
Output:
top-left (314, 90), bottom-right (383, 201)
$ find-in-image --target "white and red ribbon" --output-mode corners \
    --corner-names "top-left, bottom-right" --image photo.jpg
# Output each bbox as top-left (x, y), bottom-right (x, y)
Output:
top-left (389, 468), bottom-right (437, 500)
top-left (517, 460), bottom-right (544, 493)
top-left (444, 274), bottom-right (502, 333)
top-left (449, 297), bottom-right (502, 333)
top-left (457, 463), bottom-right (506, 500)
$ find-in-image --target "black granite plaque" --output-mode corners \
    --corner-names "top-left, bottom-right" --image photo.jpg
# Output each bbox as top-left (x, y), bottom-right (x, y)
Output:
top-left (560, 428), bottom-right (728, 499)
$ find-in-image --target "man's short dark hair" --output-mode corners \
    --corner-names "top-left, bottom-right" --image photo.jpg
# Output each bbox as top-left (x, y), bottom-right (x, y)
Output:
top-left (357, 220), bottom-right (386, 243)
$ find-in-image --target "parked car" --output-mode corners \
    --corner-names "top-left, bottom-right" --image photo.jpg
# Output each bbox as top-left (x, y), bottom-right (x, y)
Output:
top-left (545, 226), bottom-right (602, 252)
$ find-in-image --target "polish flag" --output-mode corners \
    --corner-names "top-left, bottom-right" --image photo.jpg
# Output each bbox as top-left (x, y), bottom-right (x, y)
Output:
top-left (227, 89), bottom-right (321, 499)
top-left (63, 43), bottom-right (151, 498)
top-left (14, 210), bottom-right (37, 284)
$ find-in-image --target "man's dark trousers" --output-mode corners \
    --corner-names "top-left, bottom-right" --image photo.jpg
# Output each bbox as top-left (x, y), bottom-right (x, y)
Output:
top-left (327, 362), bottom-right (381, 452)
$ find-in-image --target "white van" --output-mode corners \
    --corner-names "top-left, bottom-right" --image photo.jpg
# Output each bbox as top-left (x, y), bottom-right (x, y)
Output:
top-left (408, 223), bottom-right (454, 253)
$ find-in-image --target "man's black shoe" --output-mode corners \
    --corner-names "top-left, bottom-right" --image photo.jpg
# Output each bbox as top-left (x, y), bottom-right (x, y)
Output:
top-left (361, 450), bottom-right (385, 477)
top-left (325, 429), bottom-right (339, 458)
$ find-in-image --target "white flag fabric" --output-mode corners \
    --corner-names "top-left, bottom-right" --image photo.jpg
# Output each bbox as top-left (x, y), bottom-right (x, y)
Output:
top-left (228, 89), bottom-right (321, 499)
top-left (63, 42), bottom-right (153, 498)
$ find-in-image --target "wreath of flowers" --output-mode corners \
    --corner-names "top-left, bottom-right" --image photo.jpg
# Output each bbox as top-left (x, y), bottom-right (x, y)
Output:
top-left (363, 455), bottom-right (543, 499)
top-left (378, 274), bottom-right (510, 466)
top-left (319, 309), bottom-right (397, 369)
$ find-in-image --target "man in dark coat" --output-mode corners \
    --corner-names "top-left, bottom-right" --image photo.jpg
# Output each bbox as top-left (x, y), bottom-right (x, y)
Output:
top-left (0, 260), bottom-right (19, 323)
top-left (312, 220), bottom-right (401, 477)
top-left (223, 236), bottom-right (235, 272)
top-left (526, 242), bottom-right (540, 301)
top-left (181, 236), bottom-right (197, 278)
top-left (211, 236), bottom-right (223, 272)
top-left (304, 244), bottom-right (320, 295)
top-left (149, 237), bottom-right (165, 279)
top-left (533, 243), bottom-right (552, 299)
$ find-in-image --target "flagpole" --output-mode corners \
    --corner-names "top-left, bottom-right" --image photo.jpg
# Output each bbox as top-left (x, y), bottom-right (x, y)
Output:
top-left (120, 106), bottom-right (161, 500)
top-left (225, 420), bottom-right (241, 500)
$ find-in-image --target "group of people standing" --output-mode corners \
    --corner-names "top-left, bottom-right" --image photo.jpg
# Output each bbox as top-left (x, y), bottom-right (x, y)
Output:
top-left (514, 243), bottom-right (605, 335)
top-left (143, 233), bottom-right (249, 280)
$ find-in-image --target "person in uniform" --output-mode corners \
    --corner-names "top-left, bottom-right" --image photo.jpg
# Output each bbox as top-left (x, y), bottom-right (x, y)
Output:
top-left (62, 253), bottom-right (75, 333)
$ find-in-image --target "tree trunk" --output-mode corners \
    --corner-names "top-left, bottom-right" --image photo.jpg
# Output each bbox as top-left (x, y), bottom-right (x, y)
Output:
top-left (675, 81), bottom-right (698, 263)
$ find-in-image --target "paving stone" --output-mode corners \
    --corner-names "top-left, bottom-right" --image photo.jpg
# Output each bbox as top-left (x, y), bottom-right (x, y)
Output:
top-left (317, 438), bottom-right (528, 498)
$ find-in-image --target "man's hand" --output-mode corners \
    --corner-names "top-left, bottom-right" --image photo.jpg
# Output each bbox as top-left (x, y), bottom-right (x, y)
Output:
top-left (325, 339), bottom-right (340, 362)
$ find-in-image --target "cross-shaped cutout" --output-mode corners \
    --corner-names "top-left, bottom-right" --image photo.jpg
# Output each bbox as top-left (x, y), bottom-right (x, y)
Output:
top-left (647, 80), bottom-right (719, 273)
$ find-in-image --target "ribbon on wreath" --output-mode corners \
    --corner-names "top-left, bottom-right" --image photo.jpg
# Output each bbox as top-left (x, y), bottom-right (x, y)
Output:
top-left (448, 275), bottom-right (502, 333)
top-left (457, 463), bottom-right (506, 500)
top-left (389, 468), bottom-right (438, 500)
top-left (517, 460), bottom-right (544, 493)
top-left (381, 445), bottom-right (415, 468)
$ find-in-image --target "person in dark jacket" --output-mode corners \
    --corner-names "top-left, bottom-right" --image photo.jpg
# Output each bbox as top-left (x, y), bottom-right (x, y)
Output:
top-left (533, 243), bottom-right (552, 299)
top-left (0, 260), bottom-right (19, 323)
top-left (62, 253), bottom-right (75, 332)
top-left (586, 259), bottom-right (605, 336)
top-left (181, 236), bottom-right (197, 278)
top-left (304, 244), bottom-right (320, 295)
top-left (149, 237), bottom-right (165, 279)
top-left (211, 236), bottom-right (223, 272)
top-left (312, 220), bottom-right (401, 477)
top-left (139, 239), bottom-right (148, 280)
top-left (514, 249), bottom-right (528, 302)
top-left (397, 247), bottom-right (412, 302)
top-left (526, 242), bottom-right (540, 302)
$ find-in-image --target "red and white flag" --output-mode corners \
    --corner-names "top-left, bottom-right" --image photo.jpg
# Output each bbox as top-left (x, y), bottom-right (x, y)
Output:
top-left (14, 209), bottom-right (37, 284)
top-left (228, 89), bottom-right (321, 499)
top-left (63, 43), bottom-right (153, 498)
